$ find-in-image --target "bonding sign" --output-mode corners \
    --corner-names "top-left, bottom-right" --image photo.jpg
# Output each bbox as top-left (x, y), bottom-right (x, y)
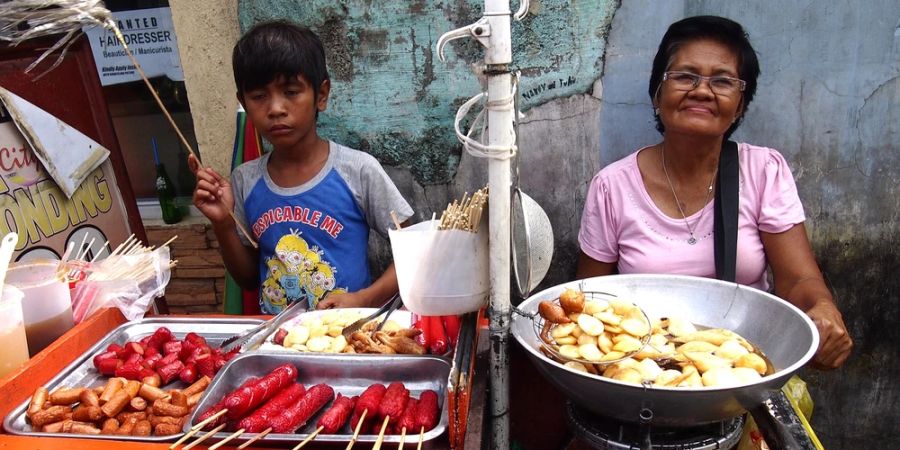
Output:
top-left (84, 7), bottom-right (184, 86)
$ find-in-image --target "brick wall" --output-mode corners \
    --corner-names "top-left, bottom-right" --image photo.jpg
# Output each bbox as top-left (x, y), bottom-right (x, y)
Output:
top-left (144, 218), bottom-right (226, 314)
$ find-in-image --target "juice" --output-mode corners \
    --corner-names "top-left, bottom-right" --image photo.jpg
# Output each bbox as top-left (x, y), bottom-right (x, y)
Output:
top-left (25, 311), bottom-right (74, 356)
top-left (0, 321), bottom-right (29, 378)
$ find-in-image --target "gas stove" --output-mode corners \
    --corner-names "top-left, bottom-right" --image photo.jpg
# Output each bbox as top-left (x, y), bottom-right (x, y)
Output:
top-left (564, 401), bottom-right (745, 450)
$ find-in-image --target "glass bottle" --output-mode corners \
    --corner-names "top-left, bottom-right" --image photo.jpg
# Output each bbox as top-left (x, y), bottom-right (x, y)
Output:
top-left (155, 162), bottom-right (182, 224)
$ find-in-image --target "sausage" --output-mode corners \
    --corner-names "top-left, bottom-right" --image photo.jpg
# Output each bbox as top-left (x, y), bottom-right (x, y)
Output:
top-left (236, 382), bottom-right (306, 433)
top-left (187, 392), bottom-right (203, 407)
top-left (116, 411), bottom-right (148, 423)
top-left (415, 390), bottom-right (439, 432)
top-left (130, 396), bottom-right (148, 411)
top-left (223, 364), bottom-right (298, 420)
top-left (153, 399), bottom-right (189, 417)
top-left (354, 383), bottom-right (386, 417)
top-left (49, 387), bottom-right (85, 405)
top-left (101, 390), bottom-right (131, 418)
top-left (30, 405), bottom-right (69, 428)
top-left (100, 418), bottom-right (119, 434)
top-left (64, 420), bottom-right (102, 435)
top-left (123, 380), bottom-right (142, 399)
top-left (270, 384), bottom-right (334, 433)
top-left (41, 420), bottom-right (67, 433)
top-left (27, 387), bottom-right (48, 418)
top-left (396, 398), bottom-right (418, 433)
top-left (115, 416), bottom-right (139, 435)
top-left (100, 378), bottom-right (124, 404)
top-left (195, 376), bottom-right (260, 429)
top-left (79, 389), bottom-right (100, 408)
top-left (154, 422), bottom-right (181, 435)
top-left (378, 382), bottom-right (409, 421)
top-left (182, 375), bottom-right (211, 397)
top-left (133, 419), bottom-right (152, 436)
top-left (72, 405), bottom-right (103, 422)
top-left (142, 374), bottom-right (162, 388)
top-left (138, 383), bottom-right (167, 402)
top-left (149, 414), bottom-right (182, 427)
top-left (317, 394), bottom-right (356, 434)
top-left (169, 390), bottom-right (188, 407)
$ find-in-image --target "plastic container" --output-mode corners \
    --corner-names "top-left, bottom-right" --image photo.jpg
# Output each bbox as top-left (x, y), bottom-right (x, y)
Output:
top-left (389, 219), bottom-right (489, 315)
top-left (0, 285), bottom-right (29, 378)
top-left (5, 261), bottom-right (74, 356)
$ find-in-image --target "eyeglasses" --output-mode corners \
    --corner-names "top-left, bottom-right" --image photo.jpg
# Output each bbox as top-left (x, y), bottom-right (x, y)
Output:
top-left (662, 71), bottom-right (746, 96)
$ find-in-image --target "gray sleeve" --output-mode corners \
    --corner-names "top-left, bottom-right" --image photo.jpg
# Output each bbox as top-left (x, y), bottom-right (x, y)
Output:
top-left (230, 161), bottom-right (260, 246)
top-left (335, 148), bottom-right (414, 240)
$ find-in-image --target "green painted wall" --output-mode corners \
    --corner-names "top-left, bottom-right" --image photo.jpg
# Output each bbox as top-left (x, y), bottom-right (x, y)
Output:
top-left (237, 0), bottom-right (618, 184)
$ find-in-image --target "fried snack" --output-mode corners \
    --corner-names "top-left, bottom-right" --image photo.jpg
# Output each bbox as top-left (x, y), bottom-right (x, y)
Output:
top-left (27, 387), bottom-right (48, 418)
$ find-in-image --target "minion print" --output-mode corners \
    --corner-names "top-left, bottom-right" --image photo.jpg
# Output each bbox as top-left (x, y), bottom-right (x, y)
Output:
top-left (261, 229), bottom-right (346, 313)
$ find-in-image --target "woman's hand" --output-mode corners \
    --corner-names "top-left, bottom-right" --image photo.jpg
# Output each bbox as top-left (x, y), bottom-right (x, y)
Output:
top-left (189, 154), bottom-right (235, 226)
top-left (806, 300), bottom-right (853, 370)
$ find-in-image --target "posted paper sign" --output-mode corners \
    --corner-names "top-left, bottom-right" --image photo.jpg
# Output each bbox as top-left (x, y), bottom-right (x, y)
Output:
top-left (84, 7), bottom-right (184, 86)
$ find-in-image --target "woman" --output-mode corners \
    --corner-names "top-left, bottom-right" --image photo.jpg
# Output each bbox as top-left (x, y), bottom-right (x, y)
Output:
top-left (576, 16), bottom-right (851, 369)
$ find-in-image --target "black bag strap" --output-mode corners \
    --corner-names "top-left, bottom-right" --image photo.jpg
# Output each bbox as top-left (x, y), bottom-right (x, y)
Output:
top-left (714, 140), bottom-right (739, 282)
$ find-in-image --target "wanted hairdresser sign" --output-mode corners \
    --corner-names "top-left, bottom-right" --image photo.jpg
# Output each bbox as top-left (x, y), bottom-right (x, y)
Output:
top-left (84, 7), bottom-right (184, 86)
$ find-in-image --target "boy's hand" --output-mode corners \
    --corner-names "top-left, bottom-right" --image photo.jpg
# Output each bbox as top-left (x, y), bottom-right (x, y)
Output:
top-left (316, 291), bottom-right (378, 310)
top-left (189, 154), bottom-right (235, 225)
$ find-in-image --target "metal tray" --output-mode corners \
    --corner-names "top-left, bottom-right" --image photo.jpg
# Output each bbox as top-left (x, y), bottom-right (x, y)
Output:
top-left (186, 352), bottom-right (450, 446)
top-left (3, 317), bottom-right (265, 442)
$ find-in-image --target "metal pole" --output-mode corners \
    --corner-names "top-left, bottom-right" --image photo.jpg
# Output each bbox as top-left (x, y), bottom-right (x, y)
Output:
top-left (483, 1), bottom-right (513, 449)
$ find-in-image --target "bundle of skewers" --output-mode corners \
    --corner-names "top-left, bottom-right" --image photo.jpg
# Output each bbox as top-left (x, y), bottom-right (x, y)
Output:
top-left (438, 187), bottom-right (488, 232)
top-left (175, 364), bottom-right (440, 450)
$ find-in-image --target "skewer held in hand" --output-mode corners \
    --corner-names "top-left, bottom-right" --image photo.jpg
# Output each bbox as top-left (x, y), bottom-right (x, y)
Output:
top-left (292, 425), bottom-right (324, 450)
top-left (237, 427), bottom-right (272, 449)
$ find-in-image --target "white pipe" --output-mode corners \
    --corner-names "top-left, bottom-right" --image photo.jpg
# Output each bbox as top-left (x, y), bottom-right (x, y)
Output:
top-left (483, 1), bottom-right (513, 449)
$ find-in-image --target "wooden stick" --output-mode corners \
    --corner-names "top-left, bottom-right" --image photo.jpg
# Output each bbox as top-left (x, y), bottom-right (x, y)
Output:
top-left (169, 426), bottom-right (202, 449)
top-left (109, 24), bottom-right (258, 249)
top-left (372, 415), bottom-right (391, 450)
top-left (291, 425), bottom-right (324, 450)
top-left (190, 408), bottom-right (228, 431)
top-left (416, 427), bottom-right (425, 450)
top-left (183, 422), bottom-right (226, 450)
top-left (160, 235), bottom-right (179, 249)
top-left (390, 210), bottom-right (402, 230)
top-left (90, 240), bottom-right (109, 262)
top-left (237, 427), bottom-right (272, 450)
top-left (397, 427), bottom-right (406, 449)
top-left (345, 409), bottom-right (368, 450)
top-left (209, 428), bottom-right (245, 450)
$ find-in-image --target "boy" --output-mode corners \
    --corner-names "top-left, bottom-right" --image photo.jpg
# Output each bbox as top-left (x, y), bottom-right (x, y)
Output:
top-left (190, 20), bottom-right (413, 314)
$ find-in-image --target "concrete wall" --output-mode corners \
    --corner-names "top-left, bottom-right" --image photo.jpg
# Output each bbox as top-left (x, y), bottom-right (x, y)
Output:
top-left (168, 0), bottom-right (897, 447)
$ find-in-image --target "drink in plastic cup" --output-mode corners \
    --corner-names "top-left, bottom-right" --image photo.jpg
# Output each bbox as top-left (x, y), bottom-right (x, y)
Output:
top-left (0, 285), bottom-right (29, 378)
top-left (5, 261), bottom-right (74, 356)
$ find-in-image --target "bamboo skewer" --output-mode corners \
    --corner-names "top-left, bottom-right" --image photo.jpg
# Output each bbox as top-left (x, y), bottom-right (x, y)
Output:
top-left (237, 427), bottom-right (272, 450)
top-left (397, 427), bottom-right (406, 449)
top-left (189, 409), bottom-right (228, 432)
top-left (169, 427), bottom-right (202, 449)
top-left (183, 423), bottom-right (227, 450)
top-left (417, 427), bottom-right (425, 450)
top-left (372, 416), bottom-right (391, 450)
top-left (438, 187), bottom-right (488, 232)
top-left (209, 428), bottom-right (245, 450)
top-left (292, 425), bottom-right (324, 450)
top-left (106, 25), bottom-right (257, 248)
top-left (345, 409), bottom-right (367, 450)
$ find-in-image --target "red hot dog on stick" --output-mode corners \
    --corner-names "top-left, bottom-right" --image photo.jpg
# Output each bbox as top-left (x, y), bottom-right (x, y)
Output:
top-left (351, 383), bottom-right (386, 430)
top-left (237, 382), bottom-right (306, 433)
top-left (270, 383), bottom-right (334, 434)
top-left (224, 364), bottom-right (298, 420)
top-left (317, 394), bottom-right (357, 434)
top-left (416, 390), bottom-right (440, 432)
top-left (378, 382), bottom-right (410, 426)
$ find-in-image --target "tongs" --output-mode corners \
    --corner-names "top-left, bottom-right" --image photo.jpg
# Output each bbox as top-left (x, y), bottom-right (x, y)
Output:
top-left (218, 298), bottom-right (309, 353)
top-left (340, 293), bottom-right (403, 339)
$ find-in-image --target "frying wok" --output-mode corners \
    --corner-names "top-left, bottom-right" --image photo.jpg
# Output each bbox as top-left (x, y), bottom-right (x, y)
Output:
top-left (511, 274), bottom-right (819, 427)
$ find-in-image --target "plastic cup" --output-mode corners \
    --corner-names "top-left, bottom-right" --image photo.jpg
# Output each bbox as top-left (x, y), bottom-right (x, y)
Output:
top-left (389, 220), bottom-right (489, 315)
top-left (0, 285), bottom-right (29, 378)
top-left (5, 261), bottom-right (74, 356)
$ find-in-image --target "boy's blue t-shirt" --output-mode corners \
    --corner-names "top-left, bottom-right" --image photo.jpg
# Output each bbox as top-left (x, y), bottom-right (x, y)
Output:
top-left (230, 142), bottom-right (413, 314)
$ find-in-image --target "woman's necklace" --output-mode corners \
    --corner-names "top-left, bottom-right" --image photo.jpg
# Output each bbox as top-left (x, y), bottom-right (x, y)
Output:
top-left (660, 145), bottom-right (718, 245)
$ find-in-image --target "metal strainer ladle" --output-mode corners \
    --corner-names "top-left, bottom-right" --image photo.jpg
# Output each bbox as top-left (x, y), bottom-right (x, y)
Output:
top-left (510, 73), bottom-right (554, 298)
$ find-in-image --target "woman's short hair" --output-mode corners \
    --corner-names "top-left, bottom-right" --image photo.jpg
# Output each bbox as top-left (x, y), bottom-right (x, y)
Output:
top-left (648, 16), bottom-right (760, 138)
top-left (232, 20), bottom-right (329, 100)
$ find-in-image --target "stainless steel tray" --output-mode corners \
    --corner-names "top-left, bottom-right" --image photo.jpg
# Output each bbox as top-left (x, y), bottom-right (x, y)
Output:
top-left (3, 317), bottom-right (265, 442)
top-left (186, 352), bottom-right (450, 446)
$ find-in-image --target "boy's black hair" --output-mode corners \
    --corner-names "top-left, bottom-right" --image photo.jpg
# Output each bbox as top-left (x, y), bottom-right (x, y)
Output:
top-left (648, 15), bottom-right (760, 139)
top-left (232, 20), bottom-right (329, 99)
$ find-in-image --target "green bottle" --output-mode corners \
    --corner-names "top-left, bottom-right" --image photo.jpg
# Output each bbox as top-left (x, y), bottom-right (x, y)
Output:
top-left (153, 138), bottom-right (182, 224)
